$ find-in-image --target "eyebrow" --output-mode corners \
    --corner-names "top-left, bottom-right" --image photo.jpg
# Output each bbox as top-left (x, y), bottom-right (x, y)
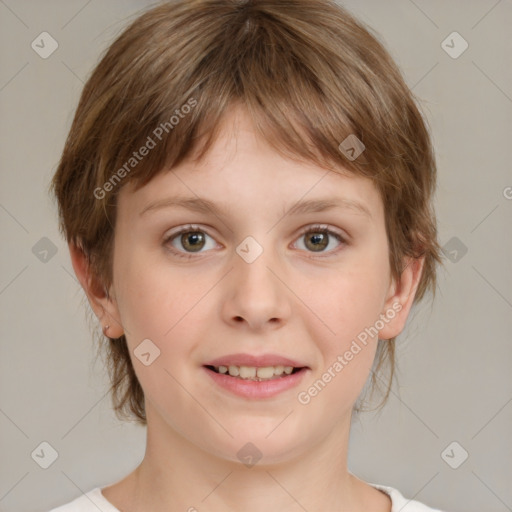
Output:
top-left (139, 195), bottom-right (372, 219)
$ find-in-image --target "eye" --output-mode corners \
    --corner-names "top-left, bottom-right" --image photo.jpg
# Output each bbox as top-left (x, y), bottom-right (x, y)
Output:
top-left (163, 223), bottom-right (347, 260)
top-left (163, 225), bottom-right (218, 259)
top-left (294, 224), bottom-right (346, 256)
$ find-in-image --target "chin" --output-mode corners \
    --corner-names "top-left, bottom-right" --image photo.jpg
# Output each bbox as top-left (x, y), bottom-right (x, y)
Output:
top-left (202, 423), bottom-right (310, 467)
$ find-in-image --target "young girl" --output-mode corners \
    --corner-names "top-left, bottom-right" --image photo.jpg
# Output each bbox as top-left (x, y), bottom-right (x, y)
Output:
top-left (49, 0), bottom-right (446, 510)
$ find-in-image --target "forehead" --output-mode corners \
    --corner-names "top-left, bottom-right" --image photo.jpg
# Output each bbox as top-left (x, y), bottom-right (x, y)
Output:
top-left (119, 106), bottom-right (384, 223)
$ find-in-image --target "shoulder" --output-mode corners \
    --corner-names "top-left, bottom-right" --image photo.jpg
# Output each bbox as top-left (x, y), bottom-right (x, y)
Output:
top-left (47, 487), bottom-right (120, 512)
top-left (370, 483), bottom-right (446, 512)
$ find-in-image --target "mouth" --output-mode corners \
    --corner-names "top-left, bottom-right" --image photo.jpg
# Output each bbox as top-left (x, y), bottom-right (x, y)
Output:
top-left (204, 364), bottom-right (306, 381)
top-left (202, 353), bottom-right (310, 398)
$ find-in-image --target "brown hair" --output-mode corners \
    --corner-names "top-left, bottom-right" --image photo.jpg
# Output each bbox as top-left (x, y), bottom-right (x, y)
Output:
top-left (51, 0), bottom-right (444, 425)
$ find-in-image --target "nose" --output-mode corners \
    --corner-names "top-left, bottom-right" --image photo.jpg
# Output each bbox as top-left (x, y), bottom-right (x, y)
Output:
top-left (221, 242), bottom-right (291, 331)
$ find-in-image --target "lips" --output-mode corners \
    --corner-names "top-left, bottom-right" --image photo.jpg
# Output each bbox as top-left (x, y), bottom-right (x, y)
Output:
top-left (202, 360), bottom-right (309, 399)
top-left (203, 353), bottom-right (309, 369)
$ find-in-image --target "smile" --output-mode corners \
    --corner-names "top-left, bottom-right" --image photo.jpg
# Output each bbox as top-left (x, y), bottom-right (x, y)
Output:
top-left (205, 364), bottom-right (303, 381)
top-left (203, 364), bottom-right (309, 399)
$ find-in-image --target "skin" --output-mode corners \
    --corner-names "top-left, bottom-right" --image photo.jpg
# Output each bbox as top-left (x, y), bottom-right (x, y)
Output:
top-left (70, 105), bottom-right (424, 511)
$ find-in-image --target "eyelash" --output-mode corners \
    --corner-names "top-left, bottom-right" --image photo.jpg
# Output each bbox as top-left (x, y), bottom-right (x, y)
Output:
top-left (163, 224), bottom-right (347, 260)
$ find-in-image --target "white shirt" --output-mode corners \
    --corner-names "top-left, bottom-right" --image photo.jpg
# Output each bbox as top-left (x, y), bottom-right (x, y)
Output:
top-left (47, 482), bottom-right (445, 511)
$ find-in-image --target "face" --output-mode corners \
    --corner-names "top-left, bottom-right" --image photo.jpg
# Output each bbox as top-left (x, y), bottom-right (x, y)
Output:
top-left (100, 106), bottom-right (415, 464)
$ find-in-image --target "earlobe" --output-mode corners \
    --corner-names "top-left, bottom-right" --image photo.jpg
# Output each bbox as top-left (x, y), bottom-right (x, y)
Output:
top-left (68, 242), bottom-right (124, 338)
top-left (378, 256), bottom-right (425, 341)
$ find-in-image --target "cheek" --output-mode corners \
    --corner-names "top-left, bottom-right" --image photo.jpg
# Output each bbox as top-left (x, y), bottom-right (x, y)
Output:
top-left (296, 268), bottom-right (386, 413)
top-left (112, 249), bottom-right (213, 391)
top-left (306, 261), bottom-right (389, 347)
top-left (113, 244), bottom-right (200, 340)
top-left (112, 253), bottom-right (206, 425)
top-left (296, 255), bottom-right (389, 403)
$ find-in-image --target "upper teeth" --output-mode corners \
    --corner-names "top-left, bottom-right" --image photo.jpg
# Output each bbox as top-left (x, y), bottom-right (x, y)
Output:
top-left (216, 365), bottom-right (295, 379)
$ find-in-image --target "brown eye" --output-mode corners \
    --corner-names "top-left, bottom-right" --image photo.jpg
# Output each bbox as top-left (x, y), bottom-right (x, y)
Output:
top-left (180, 231), bottom-right (205, 252)
top-left (304, 231), bottom-right (329, 252)
top-left (295, 225), bottom-right (346, 255)
top-left (164, 225), bottom-right (217, 259)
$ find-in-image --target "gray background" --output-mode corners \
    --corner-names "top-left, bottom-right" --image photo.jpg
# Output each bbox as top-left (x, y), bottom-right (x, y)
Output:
top-left (1, 1), bottom-right (511, 511)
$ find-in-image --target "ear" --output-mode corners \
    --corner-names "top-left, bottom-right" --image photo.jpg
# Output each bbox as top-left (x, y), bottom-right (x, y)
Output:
top-left (69, 242), bottom-right (124, 338)
top-left (377, 256), bottom-right (425, 341)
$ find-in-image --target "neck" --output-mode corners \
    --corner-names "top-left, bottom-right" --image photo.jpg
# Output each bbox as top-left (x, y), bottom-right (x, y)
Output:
top-left (121, 404), bottom-right (369, 512)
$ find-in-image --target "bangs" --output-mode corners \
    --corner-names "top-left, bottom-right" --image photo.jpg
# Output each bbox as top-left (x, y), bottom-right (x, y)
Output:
top-left (87, 0), bottom-right (409, 198)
